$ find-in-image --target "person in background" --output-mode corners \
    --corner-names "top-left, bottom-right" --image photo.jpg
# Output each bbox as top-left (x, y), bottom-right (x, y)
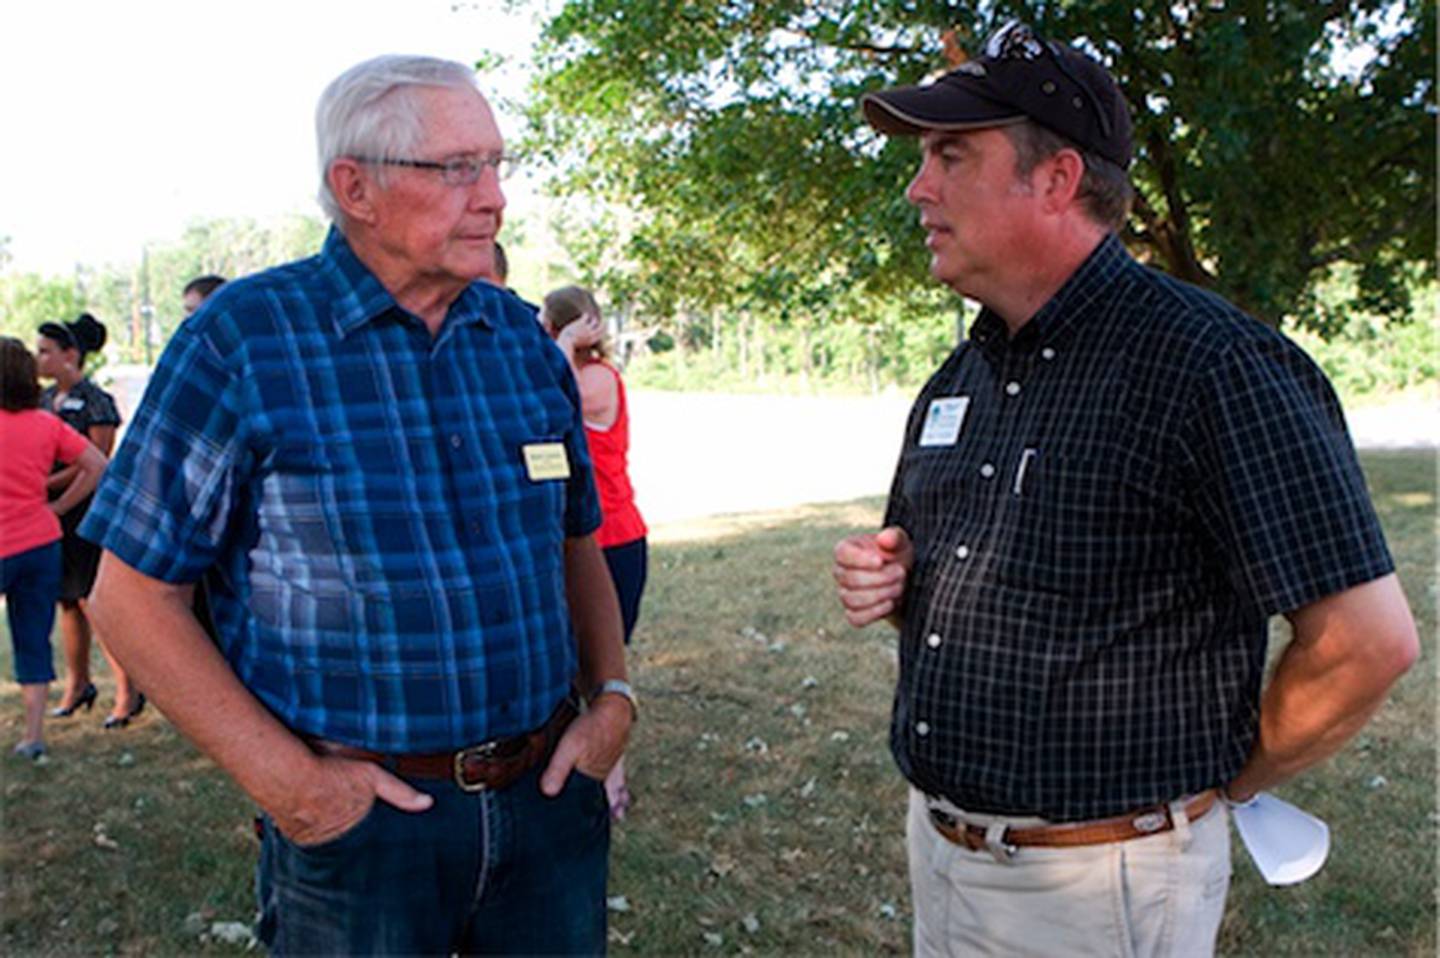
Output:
top-left (180, 274), bottom-right (228, 643)
top-left (82, 54), bottom-right (631, 954)
top-left (489, 240), bottom-right (509, 286)
top-left (0, 338), bottom-right (107, 759)
top-left (833, 20), bottom-right (1417, 956)
top-left (34, 314), bottom-right (138, 728)
top-left (182, 275), bottom-right (227, 317)
top-left (543, 285), bottom-right (648, 820)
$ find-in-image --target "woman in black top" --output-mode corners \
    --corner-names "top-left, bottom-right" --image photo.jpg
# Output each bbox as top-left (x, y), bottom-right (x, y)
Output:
top-left (36, 314), bottom-right (144, 729)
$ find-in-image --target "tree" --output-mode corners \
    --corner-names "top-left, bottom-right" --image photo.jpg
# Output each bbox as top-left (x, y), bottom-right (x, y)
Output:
top-left (0, 273), bottom-right (82, 342)
top-left (522, 1), bottom-right (1434, 336)
top-left (1, 215), bottom-right (329, 363)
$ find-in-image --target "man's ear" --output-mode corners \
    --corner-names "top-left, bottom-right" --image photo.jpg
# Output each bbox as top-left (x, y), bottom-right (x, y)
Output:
top-left (328, 159), bottom-right (380, 225)
top-left (1039, 148), bottom-right (1086, 214)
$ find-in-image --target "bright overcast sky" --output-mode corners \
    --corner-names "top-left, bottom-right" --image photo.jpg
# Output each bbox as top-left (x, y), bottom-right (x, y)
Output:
top-left (0, 0), bottom-right (547, 275)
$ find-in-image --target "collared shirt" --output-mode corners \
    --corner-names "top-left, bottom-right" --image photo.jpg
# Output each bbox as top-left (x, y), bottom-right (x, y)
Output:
top-left (80, 228), bottom-right (601, 752)
top-left (884, 234), bottom-right (1393, 822)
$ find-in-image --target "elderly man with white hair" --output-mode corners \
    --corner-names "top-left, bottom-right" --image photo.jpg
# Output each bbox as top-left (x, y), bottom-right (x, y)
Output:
top-left (82, 55), bottom-right (632, 955)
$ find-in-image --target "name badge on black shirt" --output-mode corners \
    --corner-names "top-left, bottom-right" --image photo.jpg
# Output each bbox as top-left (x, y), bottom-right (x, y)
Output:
top-left (919, 397), bottom-right (969, 447)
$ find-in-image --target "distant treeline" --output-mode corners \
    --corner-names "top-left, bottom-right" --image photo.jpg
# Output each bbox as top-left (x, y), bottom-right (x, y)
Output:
top-left (0, 216), bottom-right (326, 364)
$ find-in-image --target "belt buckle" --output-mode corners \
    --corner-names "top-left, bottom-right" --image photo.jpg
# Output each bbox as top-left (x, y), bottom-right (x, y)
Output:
top-left (453, 740), bottom-right (501, 792)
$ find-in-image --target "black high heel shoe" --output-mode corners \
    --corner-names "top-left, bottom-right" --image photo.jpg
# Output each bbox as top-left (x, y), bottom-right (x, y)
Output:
top-left (51, 683), bottom-right (98, 717)
top-left (103, 693), bottom-right (146, 730)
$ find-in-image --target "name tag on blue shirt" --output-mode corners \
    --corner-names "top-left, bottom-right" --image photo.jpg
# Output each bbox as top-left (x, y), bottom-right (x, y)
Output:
top-left (523, 442), bottom-right (570, 481)
top-left (919, 397), bottom-right (969, 447)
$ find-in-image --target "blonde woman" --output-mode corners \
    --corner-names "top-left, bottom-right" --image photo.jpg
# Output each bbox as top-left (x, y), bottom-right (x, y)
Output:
top-left (542, 286), bottom-right (647, 820)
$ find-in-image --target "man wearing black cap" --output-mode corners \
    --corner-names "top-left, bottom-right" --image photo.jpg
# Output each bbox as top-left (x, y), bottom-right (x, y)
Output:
top-left (832, 21), bottom-right (1416, 956)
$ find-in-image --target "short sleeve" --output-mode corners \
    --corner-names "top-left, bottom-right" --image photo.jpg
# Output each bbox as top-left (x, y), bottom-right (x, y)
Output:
top-left (1181, 334), bottom-right (1394, 616)
top-left (78, 325), bottom-right (251, 583)
top-left (84, 383), bottom-right (122, 428)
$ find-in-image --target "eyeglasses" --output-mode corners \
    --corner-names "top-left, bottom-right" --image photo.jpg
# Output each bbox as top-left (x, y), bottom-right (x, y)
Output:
top-left (984, 20), bottom-right (1113, 141)
top-left (354, 152), bottom-right (520, 186)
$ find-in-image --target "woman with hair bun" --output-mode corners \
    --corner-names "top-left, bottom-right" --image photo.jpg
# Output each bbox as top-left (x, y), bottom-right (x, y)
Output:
top-left (542, 286), bottom-right (648, 820)
top-left (34, 314), bottom-right (142, 729)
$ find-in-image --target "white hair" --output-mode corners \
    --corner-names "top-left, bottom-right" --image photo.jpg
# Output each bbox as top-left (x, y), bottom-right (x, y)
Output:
top-left (314, 54), bottom-right (480, 222)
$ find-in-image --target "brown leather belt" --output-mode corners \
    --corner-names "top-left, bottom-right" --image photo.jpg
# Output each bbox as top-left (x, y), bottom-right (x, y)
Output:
top-left (302, 696), bottom-right (578, 793)
top-left (931, 789), bottom-right (1218, 853)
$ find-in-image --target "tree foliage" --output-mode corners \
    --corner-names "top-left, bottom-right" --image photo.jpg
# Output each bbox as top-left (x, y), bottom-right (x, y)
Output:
top-left (522, 0), bottom-right (1434, 335)
top-left (0, 215), bottom-right (327, 362)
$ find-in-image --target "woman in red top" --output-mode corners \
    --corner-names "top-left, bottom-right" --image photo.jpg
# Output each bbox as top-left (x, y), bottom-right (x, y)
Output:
top-left (0, 338), bottom-right (107, 759)
top-left (543, 286), bottom-right (647, 819)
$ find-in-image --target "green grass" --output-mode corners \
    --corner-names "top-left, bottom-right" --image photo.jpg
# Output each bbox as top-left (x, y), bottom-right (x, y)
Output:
top-left (1, 451), bottom-right (1434, 955)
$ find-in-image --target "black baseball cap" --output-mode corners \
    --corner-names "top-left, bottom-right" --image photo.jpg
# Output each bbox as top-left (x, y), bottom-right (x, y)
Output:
top-left (862, 21), bottom-right (1133, 169)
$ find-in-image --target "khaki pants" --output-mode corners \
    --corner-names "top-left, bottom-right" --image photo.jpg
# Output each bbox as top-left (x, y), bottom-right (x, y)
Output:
top-left (906, 789), bottom-right (1231, 957)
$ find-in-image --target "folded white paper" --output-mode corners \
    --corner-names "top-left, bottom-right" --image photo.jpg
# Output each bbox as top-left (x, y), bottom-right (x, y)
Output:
top-left (1229, 793), bottom-right (1331, 886)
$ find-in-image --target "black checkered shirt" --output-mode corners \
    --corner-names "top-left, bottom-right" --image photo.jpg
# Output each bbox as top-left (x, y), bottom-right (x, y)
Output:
top-left (884, 235), bottom-right (1394, 822)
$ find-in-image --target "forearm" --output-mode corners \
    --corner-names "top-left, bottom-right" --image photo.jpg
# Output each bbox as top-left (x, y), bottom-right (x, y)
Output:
top-left (88, 553), bottom-right (323, 814)
top-left (47, 465), bottom-right (79, 493)
top-left (50, 461), bottom-right (101, 515)
top-left (1227, 575), bottom-right (1418, 799)
top-left (563, 536), bottom-right (627, 692)
top-left (1230, 645), bottom-right (1389, 798)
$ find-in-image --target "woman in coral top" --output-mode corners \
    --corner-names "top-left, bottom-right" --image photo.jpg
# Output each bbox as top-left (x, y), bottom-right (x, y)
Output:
top-left (543, 286), bottom-right (647, 819)
top-left (0, 338), bottom-right (107, 759)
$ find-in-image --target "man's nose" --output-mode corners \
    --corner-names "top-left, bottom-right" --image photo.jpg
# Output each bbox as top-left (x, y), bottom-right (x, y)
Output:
top-left (905, 158), bottom-right (936, 207)
top-left (467, 165), bottom-right (506, 212)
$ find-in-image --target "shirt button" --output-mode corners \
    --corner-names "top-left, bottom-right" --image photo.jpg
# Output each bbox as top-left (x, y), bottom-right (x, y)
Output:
top-left (926, 632), bottom-right (942, 649)
top-left (955, 544), bottom-right (971, 559)
top-left (450, 434), bottom-right (463, 448)
top-left (1005, 381), bottom-right (1022, 396)
top-left (915, 721), bottom-right (931, 737)
top-left (1041, 347), bottom-right (1056, 361)
top-left (979, 463), bottom-right (996, 479)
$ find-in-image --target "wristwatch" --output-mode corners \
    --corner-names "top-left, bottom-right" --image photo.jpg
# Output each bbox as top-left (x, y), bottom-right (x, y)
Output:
top-left (588, 678), bottom-right (639, 720)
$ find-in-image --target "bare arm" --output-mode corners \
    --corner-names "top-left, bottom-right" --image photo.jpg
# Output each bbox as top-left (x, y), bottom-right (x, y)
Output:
top-left (1226, 574), bottom-right (1419, 801)
top-left (575, 364), bottom-right (619, 431)
top-left (554, 315), bottom-right (619, 428)
top-left (49, 443), bottom-right (106, 516)
top-left (46, 465), bottom-right (77, 493)
top-left (539, 534), bottom-right (632, 795)
top-left (87, 553), bottom-right (431, 843)
top-left (46, 425), bottom-right (115, 492)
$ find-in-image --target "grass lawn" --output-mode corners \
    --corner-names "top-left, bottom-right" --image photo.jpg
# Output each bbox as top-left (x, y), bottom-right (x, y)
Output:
top-left (1, 450), bottom-right (1434, 956)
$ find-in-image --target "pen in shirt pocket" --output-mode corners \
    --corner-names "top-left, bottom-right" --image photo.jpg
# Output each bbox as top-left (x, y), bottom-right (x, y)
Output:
top-left (1013, 448), bottom-right (1038, 497)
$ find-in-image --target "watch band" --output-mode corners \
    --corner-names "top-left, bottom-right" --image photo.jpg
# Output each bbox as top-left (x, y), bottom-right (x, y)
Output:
top-left (588, 678), bottom-right (638, 720)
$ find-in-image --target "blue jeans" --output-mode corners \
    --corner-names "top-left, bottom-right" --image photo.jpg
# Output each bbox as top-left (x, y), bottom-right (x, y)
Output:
top-left (257, 762), bottom-right (610, 955)
top-left (1, 541), bottom-right (61, 683)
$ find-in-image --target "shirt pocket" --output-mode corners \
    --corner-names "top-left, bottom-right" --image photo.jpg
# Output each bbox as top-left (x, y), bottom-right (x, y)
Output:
top-left (999, 451), bottom-right (1181, 598)
top-left (487, 390), bottom-right (578, 551)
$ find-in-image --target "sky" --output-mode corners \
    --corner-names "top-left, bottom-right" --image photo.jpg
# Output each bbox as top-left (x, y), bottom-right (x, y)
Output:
top-left (0, 0), bottom-right (548, 275)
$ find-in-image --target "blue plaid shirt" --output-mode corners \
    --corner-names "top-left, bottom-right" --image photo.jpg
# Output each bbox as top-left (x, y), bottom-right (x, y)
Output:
top-left (81, 229), bottom-right (601, 751)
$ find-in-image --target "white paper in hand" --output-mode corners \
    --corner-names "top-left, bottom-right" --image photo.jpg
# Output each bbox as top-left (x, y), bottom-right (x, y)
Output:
top-left (1230, 793), bottom-right (1331, 886)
